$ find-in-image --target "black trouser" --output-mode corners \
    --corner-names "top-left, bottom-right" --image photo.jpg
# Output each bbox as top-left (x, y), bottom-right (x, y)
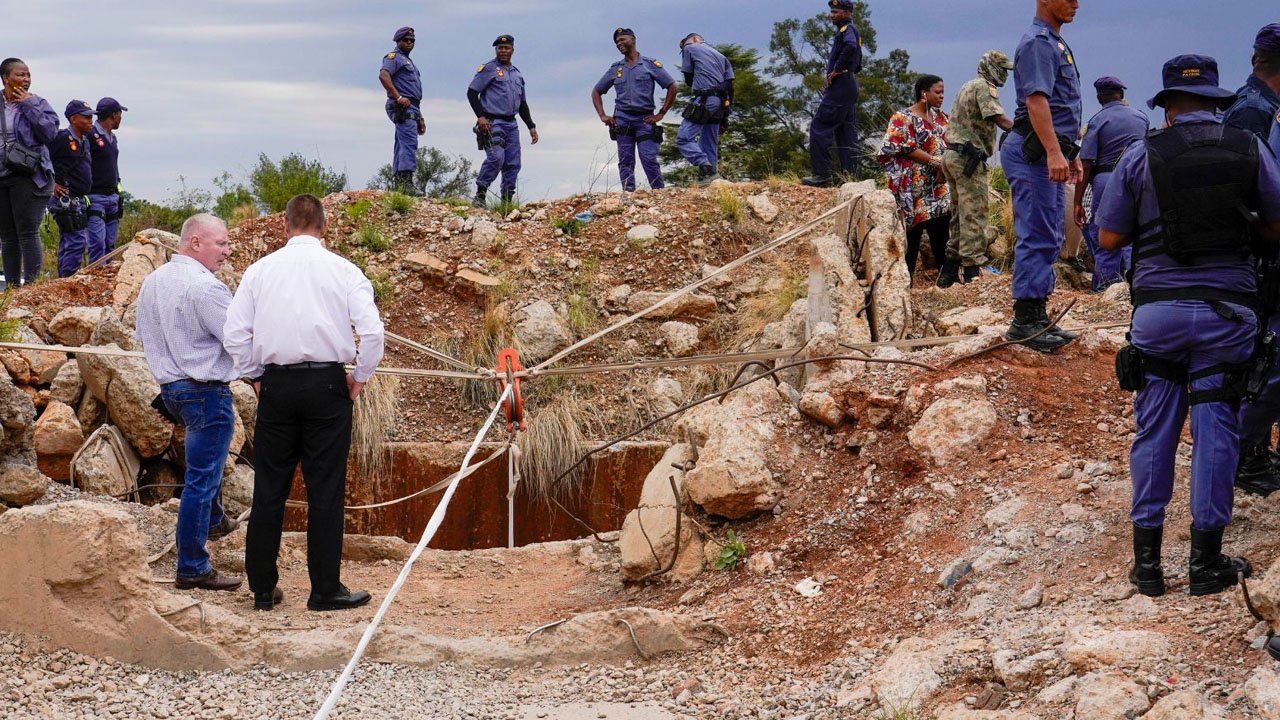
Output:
top-left (0, 175), bottom-right (50, 286)
top-left (246, 365), bottom-right (353, 595)
top-left (905, 215), bottom-right (951, 278)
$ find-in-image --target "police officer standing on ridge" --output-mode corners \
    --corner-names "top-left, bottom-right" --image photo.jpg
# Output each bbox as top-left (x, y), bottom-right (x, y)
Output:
top-left (1097, 55), bottom-right (1280, 599)
top-left (379, 26), bottom-right (426, 194)
top-left (88, 97), bottom-right (126, 264)
top-left (999, 0), bottom-right (1082, 353)
top-left (468, 35), bottom-right (538, 207)
top-left (47, 100), bottom-right (94, 277)
top-left (675, 33), bottom-right (734, 185)
top-left (802, 0), bottom-right (863, 189)
top-left (1073, 76), bottom-right (1149, 292)
top-left (937, 51), bottom-right (1015, 287)
top-left (1224, 24), bottom-right (1280, 139)
top-left (592, 28), bottom-right (677, 193)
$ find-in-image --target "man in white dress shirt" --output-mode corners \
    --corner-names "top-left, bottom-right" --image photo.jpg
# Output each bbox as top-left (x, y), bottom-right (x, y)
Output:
top-left (224, 194), bottom-right (385, 612)
top-left (136, 213), bottom-right (243, 592)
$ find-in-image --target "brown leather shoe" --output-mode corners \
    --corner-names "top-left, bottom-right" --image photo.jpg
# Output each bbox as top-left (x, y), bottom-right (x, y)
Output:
top-left (175, 568), bottom-right (243, 591)
top-left (207, 516), bottom-right (239, 541)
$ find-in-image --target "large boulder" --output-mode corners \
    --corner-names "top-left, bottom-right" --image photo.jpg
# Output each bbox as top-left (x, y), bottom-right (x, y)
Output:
top-left (77, 345), bottom-right (172, 458)
top-left (77, 392), bottom-right (107, 438)
top-left (72, 425), bottom-right (141, 498)
top-left (646, 377), bottom-right (683, 418)
top-left (1145, 690), bottom-right (1223, 720)
top-left (0, 327), bottom-right (65, 386)
top-left (862, 189), bottom-right (914, 341)
top-left (1245, 668), bottom-right (1280, 720)
top-left (513, 300), bottom-right (573, 363)
top-left (113, 230), bottom-right (174, 312)
top-left (0, 462), bottom-right (47, 506)
top-left (619, 444), bottom-right (701, 582)
top-left (230, 381), bottom-right (258, 445)
top-left (90, 307), bottom-right (137, 350)
top-left (626, 291), bottom-right (717, 320)
top-left (222, 463), bottom-right (255, 516)
top-left (660, 321), bottom-right (700, 357)
top-left (1061, 625), bottom-right (1170, 670)
top-left (746, 194), bottom-right (778, 224)
top-left (908, 397), bottom-right (999, 465)
top-left (33, 401), bottom-right (82, 481)
top-left (0, 374), bottom-right (36, 466)
top-left (865, 637), bottom-right (943, 715)
top-left (1250, 557), bottom-right (1280, 632)
top-left (48, 307), bottom-right (105, 347)
top-left (677, 381), bottom-right (783, 519)
top-left (49, 360), bottom-right (84, 406)
top-left (1073, 672), bottom-right (1149, 720)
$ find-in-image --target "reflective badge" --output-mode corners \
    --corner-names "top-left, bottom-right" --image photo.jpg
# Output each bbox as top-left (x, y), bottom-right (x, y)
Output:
top-left (1275, 110), bottom-right (1280, 125)
top-left (1066, 53), bottom-right (1073, 65)
top-left (653, 60), bottom-right (663, 68)
top-left (839, 25), bottom-right (847, 32)
top-left (496, 69), bottom-right (505, 77)
top-left (69, 140), bottom-right (77, 152)
top-left (1058, 42), bottom-right (1065, 51)
top-left (617, 68), bottom-right (624, 78)
top-left (96, 139), bottom-right (105, 148)
top-left (387, 53), bottom-right (396, 59)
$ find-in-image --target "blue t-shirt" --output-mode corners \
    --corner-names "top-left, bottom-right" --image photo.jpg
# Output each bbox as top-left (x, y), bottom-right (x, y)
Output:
top-left (594, 56), bottom-right (674, 115)
top-left (468, 60), bottom-right (526, 117)
top-left (680, 43), bottom-right (734, 92)
top-left (1012, 16), bottom-right (1083, 137)
top-left (1080, 101), bottom-right (1149, 168)
top-left (381, 48), bottom-right (422, 101)
top-left (1096, 111), bottom-right (1280, 294)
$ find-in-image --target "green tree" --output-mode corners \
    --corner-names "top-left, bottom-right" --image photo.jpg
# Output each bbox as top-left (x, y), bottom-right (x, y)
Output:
top-left (211, 171), bottom-right (255, 221)
top-left (248, 153), bottom-right (347, 213)
top-left (369, 147), bottom-right (475, 199)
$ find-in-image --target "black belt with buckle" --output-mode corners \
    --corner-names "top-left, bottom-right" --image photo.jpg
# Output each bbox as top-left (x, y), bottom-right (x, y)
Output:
top-left (265, 362), bottom-right (344, 371)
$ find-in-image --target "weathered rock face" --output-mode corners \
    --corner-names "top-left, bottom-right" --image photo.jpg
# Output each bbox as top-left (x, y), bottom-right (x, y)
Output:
top-left (1061, 625), bottom-right (1170, 670)
top-left (105, 356), bottom-right (173, 458)
top-left (513, 300), bottom-right (573, 363)
top-left (626, 291), bottom-right (717, 320)
top-left (626, 224), bottom-right (659, 244)
top-left (77, 393), bottom-right (107, 438)
top-left (0, 328), bottom-right (65, 386)
top-left (113, 231), bottom-right (175, 312)
top-left (937, 306), bottom-right (1005, 336)
top-left (677, 382), bottom-right (782, 519)
top-left (0, 374), bottom-right (37, 466)
top-left (861, 188), bottom-right (914, 341)
top-left (471, 219), bottom-right (499, 250)
top-left (49, 360), bottom-right (84, 406)
top-left (746, 193), bottom-right (778, 224)
top-left (1251, 557), bottom-right (1280, 631)
top-left (1144, 690), bottom-right (1223, 720)
top-left (223, 463), bottom-right (255, 516)
top-left (49, 306), bottom-right (104, 347)
top-left (230, 381), bottom-right (258, 445)
top-left (908, 397), bottom-right (999, 465)
top-left (660, 321), bottom-right (700, 357)
top-left (866, 637), bottom-right (943, 714)
top-left (1245, 668), bottom-right (1280, 720)
top-left (0, 462), bottom-right (47, 506)
top-left (90, 307), bottom-right (137, 350)
top-left (1073, 672), bottom-right (1149, 720)
top-left (33, 400), bottom-right (82, 481)
top-left (646, 377), bottom-right (683, 419)
top-left (72, 425), bottom-right (140, 498)
top-left (619, 444), bottom-right (700, 582)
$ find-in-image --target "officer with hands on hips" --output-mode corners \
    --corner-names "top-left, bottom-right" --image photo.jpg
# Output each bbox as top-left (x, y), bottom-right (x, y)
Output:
top-left (468, 35), bottom-right (538, 207)
top-left (802, 0), bottom-right (864, 188)
top-left (47, 100), bottom-right (94, 277)
top-left (1097, 54), bottom-right (1280, 599)
top-left (591, 28), bottom-right (677, 192)
top-left (1073, 75), bottom-right (1149, 292)
top-left (379, 26), bottom-right (426, 194)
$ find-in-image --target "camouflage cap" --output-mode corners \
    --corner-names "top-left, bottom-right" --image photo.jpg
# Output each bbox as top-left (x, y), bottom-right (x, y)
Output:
top-left (978, 50), bottom-right (1014, 88)
top-left (982, 50), bottom-right (1014, 70)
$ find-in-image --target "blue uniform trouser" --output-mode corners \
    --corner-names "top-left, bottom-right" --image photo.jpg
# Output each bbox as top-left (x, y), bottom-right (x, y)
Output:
top-left (615, 111), bottom-right (664, 191)
top-left (1130, 300), bottom-right (1256, 531)
top-left (1238, 312), bottom-right (1280, 447)
top-left (676, 98), bottom-right (722, 170)
top-left (385, 100), bottom-right (420, 174)
top-left (1000, 132), bottom-right (1066, 300)
top-left (809, 88), bottom-right (859, 178)
top-left (87, 192), bottom-right (120, 263)
top-left (162, 380), bottom-right (234, 580)
top-left (1083, 172), bottom-right (1131, 291)
top-left (476, 119), bottom-right (521, 196)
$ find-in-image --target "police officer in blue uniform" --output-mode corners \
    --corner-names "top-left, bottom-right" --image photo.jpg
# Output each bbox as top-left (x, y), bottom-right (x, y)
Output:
top-left (1073, 76), bottom-right (1149, 292)
top-left (47, 100), bottom-right (94, 277)
top-left (802, 0), bottom-right (863, 188)
top-left (675, 33), bottom-right (734, 185)
top-left (1223, 24), bottom-right (1280, 140)
top-left (468, 35), bottom-right (538, 207)
top-left (379, 26), bottom-right (426, 194)
top-left (999, 0), bottom-right (1083, 353)
top-left (88, 97), bottom-right (125, 263)
top-left (592, 28), bottom-right (677, 192)
top-left (1097, 55), bottom-right (1280, 598)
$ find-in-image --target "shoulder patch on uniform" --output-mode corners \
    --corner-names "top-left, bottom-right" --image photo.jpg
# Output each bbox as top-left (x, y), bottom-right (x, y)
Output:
top-left (476, 65), bottom-right (486, 73)
top-left (653, 59), bottom-right (663, 68)
top-left (839, 25), bottom-right (848, 33)
top-left (989, 86), bottom-right (1000, 98)
top-left (1275, 110), bottom-right (1280, 125)
top-left (387, 53), bottom-right (396, 59)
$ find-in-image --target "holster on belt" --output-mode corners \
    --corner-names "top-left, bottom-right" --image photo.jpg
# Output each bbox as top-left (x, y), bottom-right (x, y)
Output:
top-left (474, 124), bottom-right (492, 150)
top-left (949, 143), bottom-right (988, 178)
top-left (1013, 119), bottom-right (1080, 164)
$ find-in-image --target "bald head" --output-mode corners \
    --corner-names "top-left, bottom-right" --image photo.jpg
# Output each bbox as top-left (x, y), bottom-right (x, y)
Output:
top-left (179, 214), bottom-right (230, 272)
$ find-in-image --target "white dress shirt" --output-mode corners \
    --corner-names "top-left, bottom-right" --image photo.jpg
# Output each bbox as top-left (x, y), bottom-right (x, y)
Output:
top-left (136, 254), bottom-right (238, 384)
top-left (223, 235), bottom-right (385, 382)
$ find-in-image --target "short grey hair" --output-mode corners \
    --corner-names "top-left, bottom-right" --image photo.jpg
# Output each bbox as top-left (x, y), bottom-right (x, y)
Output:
top-left (179, 213), bottom-right (227, 249)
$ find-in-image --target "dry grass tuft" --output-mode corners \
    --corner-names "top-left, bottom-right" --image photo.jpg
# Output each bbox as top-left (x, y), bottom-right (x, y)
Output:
top-left (728, 255), bottom-right (808, 351)
top-left (518, 391), bottom-right (601, 507)
top-left (711, 185), bottom-right (745, 224)
top-left (351, 374), bottom-right (400, 493)
top-left (459, 301), bottom-right (511, 409)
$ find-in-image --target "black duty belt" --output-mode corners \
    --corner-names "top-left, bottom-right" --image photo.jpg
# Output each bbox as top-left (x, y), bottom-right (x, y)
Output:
top-left (1093, 161), bottom-right (1118, 175)
top-left (265, 361), bottom-right (345, 371)
top-left (486, 114), bottom-right (516, 122)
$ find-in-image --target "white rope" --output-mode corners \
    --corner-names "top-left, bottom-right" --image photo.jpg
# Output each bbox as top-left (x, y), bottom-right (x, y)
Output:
top-left (312, 384), bottom-right (513, 720)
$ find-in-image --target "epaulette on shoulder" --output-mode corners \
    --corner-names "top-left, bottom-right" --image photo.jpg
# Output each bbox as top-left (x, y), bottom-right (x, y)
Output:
top-left (387, 52), bottom-right (396, 60)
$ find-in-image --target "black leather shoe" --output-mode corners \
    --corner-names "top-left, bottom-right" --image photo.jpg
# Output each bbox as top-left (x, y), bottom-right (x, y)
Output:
top-left (175, 568), bottom-right (243, 592)
top-left (307, 584), bottom-right (372, 612)
top-left (207, 516), bottom-right (239, 541)
top-left (1268, 635), bottom-right (1280, 662)
top-left (1188, 526), bottom-right (1252, 596)
top-left (254, 586), bottom-right (284, 611)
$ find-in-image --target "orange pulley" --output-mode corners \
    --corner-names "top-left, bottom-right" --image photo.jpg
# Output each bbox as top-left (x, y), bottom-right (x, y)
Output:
top-left (495, 347), bottom-right (526, 432)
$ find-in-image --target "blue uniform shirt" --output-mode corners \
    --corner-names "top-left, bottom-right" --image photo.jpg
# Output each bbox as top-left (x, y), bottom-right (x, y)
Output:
top-left (469, 60), bottom-right (526, 117)
top-left (89, 121), bottom-right (119, 195)
top-left (1096, 111), bottom-right (1280, 294)
top-left (381, 48), bottom-right (422, 100)
top-left (48, 127), bottom-right (92, 196)
top-left (680, 43), bottom-right (734, 93)
top-left (1270, 110), bottom-right (1280, 158)
top-left (594, 56), bottom-right (675, 115)
top-left (1080, 101), bottom-right (1149, 167)
top-left (1224, 75), bottom-right (1280, 140)
top-left (1012, 16), bottom-right (1083, 137)
top-left (826, 23), bottom-right (862, 75)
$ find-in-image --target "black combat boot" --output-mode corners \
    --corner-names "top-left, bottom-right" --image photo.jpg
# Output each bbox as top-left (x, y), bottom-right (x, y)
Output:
top-left (936, 258), bottom-right (961, 288)
top-left (1188, 526), bottom-right (1252, 596)
top-left (801, 175), bottom-right (835, 188)
top-left (1005, 299), bottom-right (1070, 353)
top-left (396, 171), bottom-right (418, 195)
top-left (962, 265), bottom-right (982, 283)
top-left (500, 188), bottom-right (515, 205)
top-left (1129, 523), bottom-right (1165, 597)
top-left (1035, 302), bottom-right (1078, 342)
top-left (1236, 445), bottom-right (1280, 498)
top-left (472, 184), bottom-right (488, 208)
top-left (697, 165), bottom-right (721, 185)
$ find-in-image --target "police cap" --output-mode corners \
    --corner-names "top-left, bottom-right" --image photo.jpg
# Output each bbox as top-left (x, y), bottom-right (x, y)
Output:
top-left (95, 97), bottom-right (128, 116)
top-left (393, 26), bottom-right (414, 42)
top-left (1255, 23), bottom-right (1280, 53)
top-left (829, 0), bottom-right (855, 10)
top-left (613, 27), bottom-right (636, 42)
top-left (1147, 54), bottom-right (1236, 110)
top-left (1093, 76), bottom-right (1126, 94)
top-left (64, 100), bottom-right (94, 119)
top-left (493, 35), bottom-right (515, 47)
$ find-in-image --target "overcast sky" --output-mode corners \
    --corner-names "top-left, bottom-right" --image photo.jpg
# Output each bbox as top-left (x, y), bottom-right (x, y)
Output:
top-left (3, 1), bottom-right (1274, 204)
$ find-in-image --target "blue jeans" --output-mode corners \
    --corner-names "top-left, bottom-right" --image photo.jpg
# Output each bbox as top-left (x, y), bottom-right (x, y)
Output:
top-left (162, 380), bottom-right (234, 580)
top-left (1130, 300), bottom-right (1257, 530)
top-left (1000, 131), bottom-right (1066, 301)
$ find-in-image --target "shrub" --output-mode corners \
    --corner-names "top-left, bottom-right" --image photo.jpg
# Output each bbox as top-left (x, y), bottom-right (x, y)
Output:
top-left (249, 153), bottom-right (346, 213)
top-left (356, 223), bottom-right (391, 252)
top-left (385, 191), bottom-right (415, 215)
top-left (552, 217), bottom-right (586, 236)
top-left (345, 198), bottom-right (374, 223)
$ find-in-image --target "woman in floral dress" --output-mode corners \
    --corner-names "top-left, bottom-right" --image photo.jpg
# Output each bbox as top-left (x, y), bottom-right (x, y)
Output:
top-left (877, 74), bottom-right (951, 280)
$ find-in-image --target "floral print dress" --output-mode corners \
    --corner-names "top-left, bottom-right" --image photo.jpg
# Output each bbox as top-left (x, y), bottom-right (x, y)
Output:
top-left (877, 107), bottom-right (952, 229)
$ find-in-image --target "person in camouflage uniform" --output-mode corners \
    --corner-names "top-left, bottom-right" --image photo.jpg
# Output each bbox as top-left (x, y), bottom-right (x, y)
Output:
top-left (938, 51), bottom-right (1016, 287)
